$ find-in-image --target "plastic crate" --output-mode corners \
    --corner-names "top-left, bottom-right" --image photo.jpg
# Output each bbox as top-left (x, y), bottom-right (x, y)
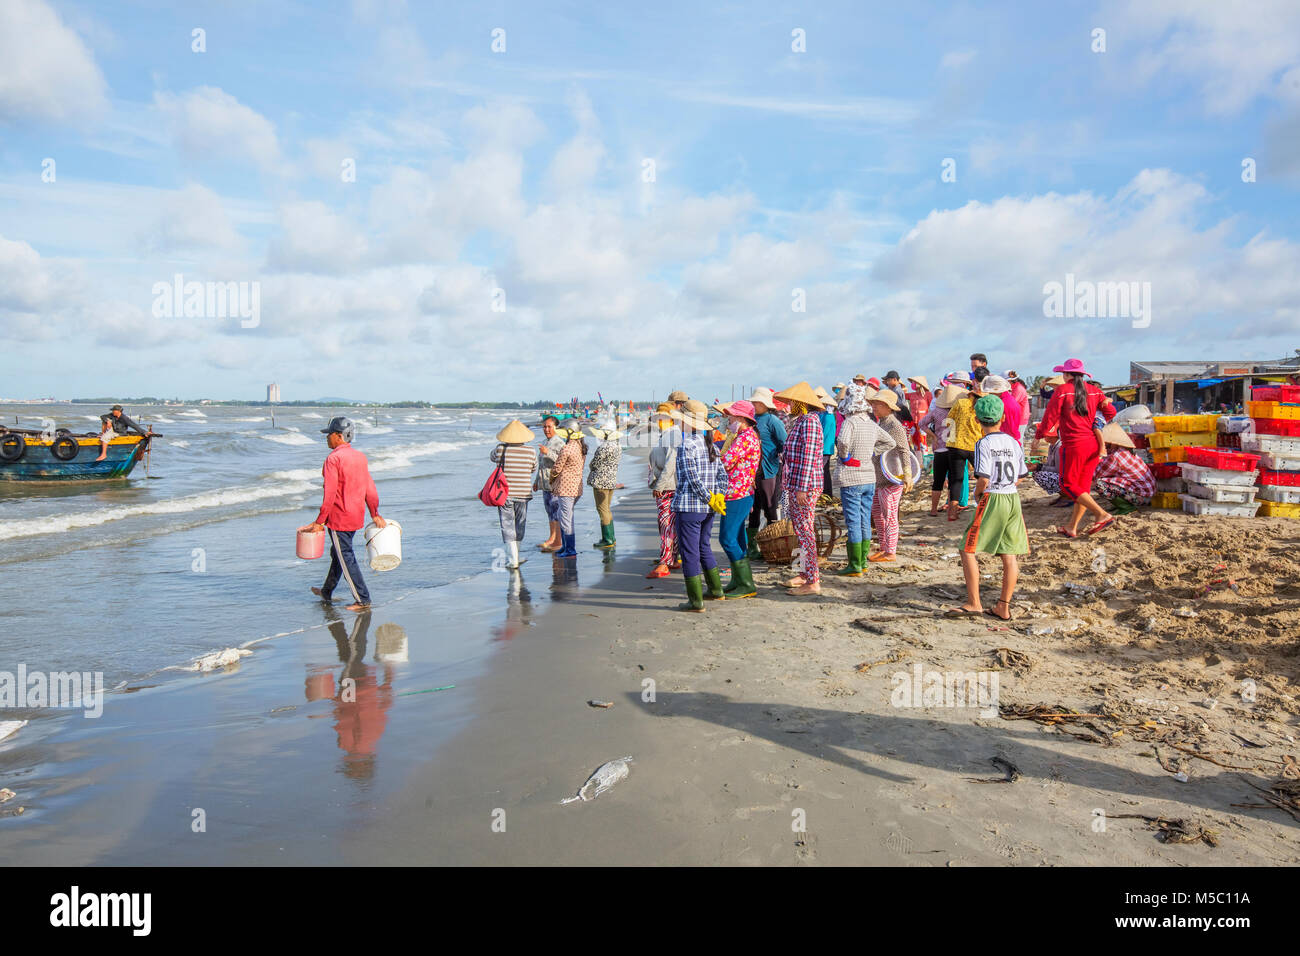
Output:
top-left (1181, 414), bottom-right (1221, 432)
top-left (1247, 400), bottom-right (1300, 421)
top-left (1151, 462), bottom-right (1181, 479)
top-left (1178, 495), bottom-right (1258, 517)
top-left (1152, 415), bottom-right (1181, 433)
top-left (1240, 433), bottom-right (1300, 455)
top-left (1259, 468), bottom-right (1300, 487)
top-left (1257, 484), bottom-right (1300, 504)
top-left (1128, 420), bottom-right (1155, 435)
top-left (1185, 482), bottom-right (1258, 504)
top-left (1155, 477), bottom-right (1186, 493)
top-left (1217, 415), bottom-right (1254, 433)
top-left (1217, 433), bottom-right (1242, 449)
top-left (1150, 492), bottom-right (1181, 509)
top-left (1151, 446), bottom-right (1187, 464)
top-left (1254, 418), bottom-right (1300, 437)
top-left (1148, 431), bottom-right (1175, 449)
top-left (1257, 500), bottom-right (1300, 518)
top-left (1184, 447), bottom-right (1261, 471)
top-left (1251, 384), bottom-right (1300, 403)
top-left (1179, 463), bottom-right (1259, 486)
top-left (1258, 452), bottom-right (1300, 472)
top-left (1132, 434), bottom-right (1150, 449)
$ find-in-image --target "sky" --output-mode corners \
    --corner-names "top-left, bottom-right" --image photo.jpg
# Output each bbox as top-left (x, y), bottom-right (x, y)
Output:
top-left (1, 0), bottom-right (1298, 402)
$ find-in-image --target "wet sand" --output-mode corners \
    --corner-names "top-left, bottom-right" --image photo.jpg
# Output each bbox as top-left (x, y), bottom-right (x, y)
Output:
top-left (3, 486), bottom-right (1297, 864)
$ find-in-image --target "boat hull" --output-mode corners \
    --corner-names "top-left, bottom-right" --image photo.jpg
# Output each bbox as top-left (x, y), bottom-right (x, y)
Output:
top-left (0, 435), bottom-right (148, 481)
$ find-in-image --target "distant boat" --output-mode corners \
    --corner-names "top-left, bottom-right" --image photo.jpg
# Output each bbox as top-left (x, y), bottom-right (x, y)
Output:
top-left (0, 428), bottom-right (152, 481)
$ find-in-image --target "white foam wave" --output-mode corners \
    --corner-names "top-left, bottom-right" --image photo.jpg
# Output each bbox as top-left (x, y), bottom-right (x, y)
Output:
top-left (169, 439), bottom-right (190, 448)
top-left (0, 479), bottom-right (315, 541)
top-left (299, 412), bottom-right (324, 419)
top-left (263, 431), bottom-right (315, 446)
top-left (232, 416), bottom-right (267, 422)
top-left (151, 416), bottom-right (175, 423)
top-left (177, 410), bottom-right (206, 418)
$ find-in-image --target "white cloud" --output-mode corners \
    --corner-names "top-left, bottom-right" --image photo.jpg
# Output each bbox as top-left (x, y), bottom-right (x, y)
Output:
top-left (267, 201), bottom-right (369, 274)
top-left (0, 0), bottom-right (107, 124)
top-left (139, 184), bottom-right (242, 254)
top-left (153, 86), bottom-right (281, 170)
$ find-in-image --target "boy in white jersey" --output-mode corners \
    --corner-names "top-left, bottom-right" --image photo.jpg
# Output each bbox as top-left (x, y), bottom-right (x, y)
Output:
top-left (955, 394), bottom-right (1029, 621)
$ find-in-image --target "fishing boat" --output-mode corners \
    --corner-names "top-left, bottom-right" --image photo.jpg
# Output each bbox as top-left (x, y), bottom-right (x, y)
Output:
top-left (0, 428), bottom-right (153, 481)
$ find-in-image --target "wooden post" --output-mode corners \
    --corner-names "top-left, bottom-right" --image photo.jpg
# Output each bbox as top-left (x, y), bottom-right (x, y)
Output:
top-left (1164, 378), bottom-right (1175, 414)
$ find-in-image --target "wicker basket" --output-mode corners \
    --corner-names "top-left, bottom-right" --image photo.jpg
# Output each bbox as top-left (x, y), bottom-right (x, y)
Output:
top-left (755, 519), bottom-right (798, 565)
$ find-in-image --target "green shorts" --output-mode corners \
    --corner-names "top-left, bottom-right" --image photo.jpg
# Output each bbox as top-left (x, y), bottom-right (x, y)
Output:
top-left (963, 491), bottom-right (1029, 555)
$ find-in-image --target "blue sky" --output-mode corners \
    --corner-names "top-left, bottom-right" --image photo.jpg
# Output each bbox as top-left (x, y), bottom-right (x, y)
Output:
top-left (1, 0), bottom-right (1298, 401)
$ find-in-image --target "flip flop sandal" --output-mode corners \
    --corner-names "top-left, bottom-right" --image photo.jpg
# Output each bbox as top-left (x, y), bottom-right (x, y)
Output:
top-left (943, 607), bottom-right (981, 618)
top-left (1085, 516), bottom-right (1117, 535)
top-left (984, 601), bottom-right (1012, 621)
top-left (1056, 527), bottom-right (1078, 538)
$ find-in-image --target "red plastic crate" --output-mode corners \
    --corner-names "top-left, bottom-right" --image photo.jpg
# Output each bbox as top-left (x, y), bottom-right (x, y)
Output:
top-left (1132, 434), bottom-right (1149, 449)
top-left (1251, 384), bottom-right (1300, 403)
top-left (1255, 418), bottom-right (1300, 436)
top-left (1217, 433), bottom-right (1241, 449)
top-left (1184, 447), bottom-right (1261, 471)
top-left (1259, 468), bottom-right (1300, 487)
top-left (1152, 463), bottom-right (1182, 479)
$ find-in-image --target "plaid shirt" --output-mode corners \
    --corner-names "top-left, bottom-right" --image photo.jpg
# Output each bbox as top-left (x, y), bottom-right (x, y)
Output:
top-left (781, 412), bottom-right (824, 495)
top-left (672, 433), bottom-right (728, 513)
top-left (1094, 448), bottom-right (1155, 501)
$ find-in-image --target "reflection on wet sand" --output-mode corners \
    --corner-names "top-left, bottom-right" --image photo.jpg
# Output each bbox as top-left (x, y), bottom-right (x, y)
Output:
top-left (304, 610), bottom-right (405, 783)
top-left (492, 570), bottom-right (534, 641)
top-left (551, 558), bottom-right (578, 599)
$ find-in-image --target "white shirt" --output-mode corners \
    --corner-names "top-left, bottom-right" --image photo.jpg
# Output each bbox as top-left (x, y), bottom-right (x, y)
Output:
top-left (973, 431), bottom-right (1027, 494)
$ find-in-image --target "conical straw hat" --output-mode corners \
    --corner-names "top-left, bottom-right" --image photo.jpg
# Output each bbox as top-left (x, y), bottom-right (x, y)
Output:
top-left (774, 381), bottom-right (822, 408)
top-left (497, 420), bottom-right (535, 443)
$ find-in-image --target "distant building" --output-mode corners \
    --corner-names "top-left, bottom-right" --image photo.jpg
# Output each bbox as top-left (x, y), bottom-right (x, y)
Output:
top-left (1113, 353), bottom-right (1300, 412)
top-left (267, 384), bottom-right (281, 403)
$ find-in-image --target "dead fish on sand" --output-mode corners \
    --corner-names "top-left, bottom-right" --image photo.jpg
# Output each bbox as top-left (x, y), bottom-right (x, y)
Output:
top-left (560, 756), bottom-right (633, 804)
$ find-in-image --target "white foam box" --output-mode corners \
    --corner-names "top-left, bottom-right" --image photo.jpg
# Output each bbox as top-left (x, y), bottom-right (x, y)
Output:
top-left (1179, 494), bottom-right (1258, 517)
top-left (1240, 434), bottom-right (1300, 455)
top-left (1185, 482), bottom-right (1258, 504)
top-left (1128, 421), bottom-right (1156, 435)
top-left (1258, 451), bottom-right (1300, 472)
top-left (1179, 463), bottom-right (1259, 487)
top-left (1257, 484), bottom-right (1300, 504)
top-left (1155, 477), bottom-right (1186, 493)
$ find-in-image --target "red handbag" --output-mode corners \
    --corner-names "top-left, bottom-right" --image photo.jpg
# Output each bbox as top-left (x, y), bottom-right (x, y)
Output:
top-left (479, 453), bottom-right (510, 507)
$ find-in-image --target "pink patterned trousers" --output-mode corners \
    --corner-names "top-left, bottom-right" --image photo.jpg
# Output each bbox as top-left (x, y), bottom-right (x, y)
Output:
top-left (873, 482), bottom-right (903, 554)
top-left (655, 491), bottom-right (676, 565)
top-left (788, 494), bottom-right (819, 584)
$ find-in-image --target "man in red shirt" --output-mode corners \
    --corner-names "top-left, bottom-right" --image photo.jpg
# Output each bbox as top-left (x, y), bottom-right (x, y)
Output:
top-left (298, 416), bottom-right (386, 611)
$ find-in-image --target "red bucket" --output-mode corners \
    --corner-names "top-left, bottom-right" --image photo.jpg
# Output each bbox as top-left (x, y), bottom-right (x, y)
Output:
top-left (297, 529), bottom-right (325, 559)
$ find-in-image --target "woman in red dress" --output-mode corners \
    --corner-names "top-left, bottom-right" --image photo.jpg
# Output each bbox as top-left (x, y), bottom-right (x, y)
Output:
top-left (1034, 358), bottom-right (1116, 537)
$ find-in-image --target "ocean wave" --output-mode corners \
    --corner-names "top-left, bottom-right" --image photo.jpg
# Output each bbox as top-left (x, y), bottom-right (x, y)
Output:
top-left (151, 416), bottom-right (175, 423)
top-left (177, 410), bottom-right (207, 418)
top-left (262, 431), bottom-right (315, 446)
top-left (0, 479), bottom-right (316, 541)
top-left (356, 425), bottom-right (393, 435)
top-left (299, 412), bottom-right (324, 419)
top-left (169, 439), bottom-right (190, 448)
top-left (232, 416), bottom-right (268, 422)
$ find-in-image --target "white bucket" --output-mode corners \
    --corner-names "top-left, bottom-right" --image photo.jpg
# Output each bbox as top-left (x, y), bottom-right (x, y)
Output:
top-left (879, 448), bottom-right (922, 485)
top-left (363, 520), bottom-right (402, 571)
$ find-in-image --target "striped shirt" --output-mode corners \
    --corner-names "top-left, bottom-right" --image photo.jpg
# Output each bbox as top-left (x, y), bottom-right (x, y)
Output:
top-left (835, 414), bottom-right (896, 488)
top-left (490, 444), bottom-right (538, 501)
top-left (873, 414), bottom-right (912, 485)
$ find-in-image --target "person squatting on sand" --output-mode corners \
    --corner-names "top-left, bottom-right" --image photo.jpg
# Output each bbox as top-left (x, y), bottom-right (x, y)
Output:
top-left (587, 426), bottom-right (622, 549)
top-left (714, 399), bottom-right (762, 598)
top-left (867, 388), bottom-right (913, 562)
top-left (834, 383), bottom-right (898, 576)
top-left (490, 419), bottom-right (538, 570)
top-left (535, 416), bottom-right (566, 552)
top-left (745, 387), bottom-right (787, 560)
top-left (550, 425), bottom-right (588, 558)
top-left (1093, 422), bottom-right (1155, 514)
top-left (646, 402), bottom-right (681, 578)
top-left (300, 416), bottom-right (386, 612)
top-left (775, 382), bottom-right (825, 596)
top-left (1036, 358), bottom-right (1118, 538)
top-left (671, 399), bottom-right (729, 611)
top-left (954, 394), bottom-right (1029, 621)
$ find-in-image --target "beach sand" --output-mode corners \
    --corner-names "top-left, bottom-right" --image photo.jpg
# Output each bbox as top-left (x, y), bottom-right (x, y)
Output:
top-left (332, 486), bottom-right (1299, 866)
top-left (3, 481), bottom-right (1297, 864)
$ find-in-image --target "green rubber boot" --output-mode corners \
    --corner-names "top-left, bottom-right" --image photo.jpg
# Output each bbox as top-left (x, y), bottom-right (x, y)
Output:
top-left (594, 523), bottom-right (616, 549)
top-left (677, 574), bottom-right (705, 611)
top-left (837, 540), bottom-right (865, 576)
top-left (726, 558), bottom-right (758, 598)
top-left (703, 565), bottom-right (726, 600)
top-left (746, 531), bottom-right (762, 561)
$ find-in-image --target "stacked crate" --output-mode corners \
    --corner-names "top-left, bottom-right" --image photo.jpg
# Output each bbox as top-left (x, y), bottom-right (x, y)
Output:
top-left (1178, 450), bottom-right (1261, 516)
top-left (1148, 413), bottom-right (1219, 465)
top-left (1243, 385), bottom-right (1300, 518)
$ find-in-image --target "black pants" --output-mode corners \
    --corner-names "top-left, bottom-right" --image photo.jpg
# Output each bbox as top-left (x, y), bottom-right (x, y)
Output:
top-left (822, 455), bottom-right (834, 497)
top-left (323, 528), bottom-right (371, 604)
top-left (749, 475), bottom-right (782, 529)
top-left (945, 448), bottom-right (974, 501)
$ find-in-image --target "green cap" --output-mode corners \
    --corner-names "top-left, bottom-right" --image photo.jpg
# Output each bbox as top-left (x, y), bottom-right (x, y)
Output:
top-left (974, 394), bottom-right (1005, 424)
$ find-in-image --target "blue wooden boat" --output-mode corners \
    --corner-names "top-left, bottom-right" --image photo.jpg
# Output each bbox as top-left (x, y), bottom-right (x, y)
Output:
top-left (0, 428), bottom-right (152, 481)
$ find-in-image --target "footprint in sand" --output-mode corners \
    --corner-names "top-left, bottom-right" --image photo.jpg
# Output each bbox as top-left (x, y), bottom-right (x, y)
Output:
top-left (884, 830), bottom-right (914, 856)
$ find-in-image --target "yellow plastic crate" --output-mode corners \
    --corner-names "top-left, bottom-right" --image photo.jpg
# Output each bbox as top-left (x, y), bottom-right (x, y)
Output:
top-left (1152, 415), bottom-right (1181, 433)
top-left (1258, 500), bottom-right (1300, 518)
top-left (1247, 401), bottom-right (1300, 421)
top-left (1148, 431), bottom-right (1176, 448)
top-left (1177, 414), bottom-right (1221, 432)
top-left (1172, 431), bottom-right (1217, 448)
top-left (1150, 492), bottom-right (1181, 508)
